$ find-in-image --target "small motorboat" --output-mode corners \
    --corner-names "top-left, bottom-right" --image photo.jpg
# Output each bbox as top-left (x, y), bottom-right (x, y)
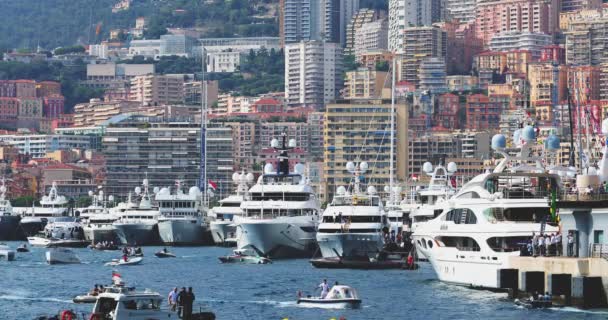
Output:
top-left (16, 244), bottom-right (29, 253)
top-left (73, 294), bottom-right (99, 304)
top-left (46, 248), bottom-right (80, 264)
top-left (0, 244), bottom-right (15, 261)
top-left (154, 250), bottom-right (176, 258)
top-left (514, 297), bottom-right (553, 309)
top-left (29, 236), bottom-right (89, 248)
top-left (218, 249), bottom-right (272, 264)
top-left (105, 256), bottom-right (143, 266)
top-left (297, 285), bottom-right (362, 309)
top-left (91, 243), bottom-right (120, 251)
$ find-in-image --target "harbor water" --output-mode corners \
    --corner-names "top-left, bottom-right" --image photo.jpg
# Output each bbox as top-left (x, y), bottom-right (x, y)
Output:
top-left (1, 243), bottom-right (607, 319)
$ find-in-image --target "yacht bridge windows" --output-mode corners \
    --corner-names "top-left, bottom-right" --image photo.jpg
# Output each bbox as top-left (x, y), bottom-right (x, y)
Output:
top-left (483, 207), bottom-right (551, 223)
top-left (486, 236), bottom-right (530, 252)
top-left (332, 196), bottom-right (380, 206)
top-left (435, 236), bottom-right (481, 251)
top-left (244, 208), bottom-right (317, 218)
top-left (483, 173), bottom-right (559, 199)
top-left (443, 208), bottom-right (477, 224)
top-left (262, 174), bottom-right (302, 185)
top-left (249, 192), bottom-right (312, 201)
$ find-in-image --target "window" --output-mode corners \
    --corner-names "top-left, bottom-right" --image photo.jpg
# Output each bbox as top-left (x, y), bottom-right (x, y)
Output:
top-left (444, 209), bottom-right (477, 224)
top-left (437, 236), bottom-right (480, 251)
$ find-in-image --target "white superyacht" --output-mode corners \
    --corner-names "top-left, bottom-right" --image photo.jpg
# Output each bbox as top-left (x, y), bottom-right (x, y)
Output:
top-left (0, 179), bottom-right (20, 241)
top-left (209, 172), bottom-right (252, 246)
top-left (235, 134), bottom-right (321, 258)
top-left (82, 190), bottom-right (119, 245)
top-left (316, 162), bottom-right (389, 259)
top-left (18, 182), bottom-right (70, 237)
top-left (113, 179), bottom-right (161, 246)
top-left (156, 181), bottom-right (205, 246)
top-left (413, 127), bottom-right (560, 289)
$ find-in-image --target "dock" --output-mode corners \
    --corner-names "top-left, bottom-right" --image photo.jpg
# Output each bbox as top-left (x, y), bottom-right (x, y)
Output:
top-left (499, 256), bottom-right (608, 308)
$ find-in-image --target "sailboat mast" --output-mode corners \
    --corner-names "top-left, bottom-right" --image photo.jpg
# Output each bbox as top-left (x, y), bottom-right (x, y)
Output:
top-left (200, 47), bottom-right (208, 205)
top-left (389, 55), bottom-right (396, 203)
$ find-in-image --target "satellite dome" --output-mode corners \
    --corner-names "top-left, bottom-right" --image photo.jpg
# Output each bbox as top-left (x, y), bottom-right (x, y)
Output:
top-left (288, 139), bottom-right (297, 148)
top-left (359, 162), bottom-right (369, 172)
top-left (384, 185), bottom-right (390, 193)
top-left (491, 134), bottom-right (506, 150)
top-left (153, 187), bottom-right (160, 194)
top-left (294, 163), bottom-right (305, 174)
top-left (246, 173), bottom-right (255, 183)
top-left (134, 186), bottom-right (142, 195)
top-left (447, 162), bottom-right (458, 173)
top-left (513, 129), bottom-right (522, 146)
top-left (337, 186), bottom-right (346, 195)
top-left (232, 172), bottom-right (240, 182)
top-left (108, 195), bottom-right (114, 202)
top-left (346, 162), bottom-right (356, 172)
top-left (522, 125), bottom-right (536, 142)
top-left (423, 162), bottom-right (433, 173)
top-left (270, 138), bottom-right (279, 148)
top-left (142, 179), bottom-right (149, 186)
top-left (264, 163), bottom-right (274, 174)
top-left (545, 134), bottom-right (560, 151)
top-left (189, 186), bottom-right (201, 196)
top-left (367, 186), bottom-right (377, 194)
top-left (88, 190), bottom-right (94, 197)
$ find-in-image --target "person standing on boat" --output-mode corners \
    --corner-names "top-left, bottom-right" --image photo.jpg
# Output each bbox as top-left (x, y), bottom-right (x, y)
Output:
top-left (538, 234), bottom-right (545, 256)
top-left (567, 232), bottom-right (574, 257)
top-left (183, 287), bottom-right (196, 320)
top-left (168, 287), bottom-right (178, 311)
top-left (177, 287), bottom-right (187, 317)
top-left (318, 279), bottom-right (329, 299)
top-left (531, 232), bottom-right (538, 257)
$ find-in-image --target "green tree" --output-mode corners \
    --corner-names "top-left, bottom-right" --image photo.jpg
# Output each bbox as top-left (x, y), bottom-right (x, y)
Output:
top-left (376, 61), bottom-right (389, 72)
top-left (12, 196), bottom-right (36, 207)
top-left (343, 55), bottom-right (360, 72)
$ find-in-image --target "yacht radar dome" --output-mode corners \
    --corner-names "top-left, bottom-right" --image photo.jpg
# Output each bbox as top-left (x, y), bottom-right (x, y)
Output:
top-left (246, 173), bottom-right (255, 183)
top-left (153, 187), bottom-right (160, 194)
top-left (346, 162), bottom-right (356, 172)
top-left (143, 179), bottom-right (149, 186)
top-left (270, 138), bottom-right (279, 148)
top-left (423, 162), bottom-right (433, 174)
top-left (513, 129), bottom-right (522, 146)
top-left (134, 187), bottom-right (142, 195)
top-left (108, 195), bottom-right (114, 202)
top-left (232, 172), bottom-right (240, 182)
top-left (337, 186), bottom-right (347, 195)
top-left (545, 134), bottom-right (560, 151)
top-left (491, 134), bottom-right (506, 150)
top-left (88, 190), bottom-right (94, 197)
top-left (602, 118), bottom-right (608, 135)
top-left (447, 162), bottom-right (458, 173)
top-left (288, 139), bottom-right (297, 148)
top-left (359, 162), bottom-right (369, 173)
top-left (384, 185), bottom-right (390, 193)
top-left (294, 163), bottom-right (305, 174)
top-left (367, 186), bottom-right (377, 195)
top-left (264, 163), bottom-right (275, 174)
top-left (189, 186), bottom-right (201, 196)
top-left (522, 125), bottom-right (536, 142)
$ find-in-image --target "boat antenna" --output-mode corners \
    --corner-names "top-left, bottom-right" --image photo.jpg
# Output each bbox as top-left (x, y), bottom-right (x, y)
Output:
top-left (389, 53), bottom-right (396, 204)
top-left (199, 46), bottom-right (208, 205)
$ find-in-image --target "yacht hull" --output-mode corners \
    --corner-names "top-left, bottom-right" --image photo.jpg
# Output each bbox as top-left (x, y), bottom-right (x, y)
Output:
top-left (236, 216), bottom-right (318, 259)
top-left (19, 219), bottom-right (47, 238)
top-left (317, 232), bottom-right (384, 259)
top-left (84, 227), bottom-right (118, 245)
top-left (114, 224), bottom-right (159, 246)
top-left (0, 215), bottom-right (21, 240)
top-left (157, 220), bottom-right (204, 246)
top-left (209, 221), bottom-right (237, 246)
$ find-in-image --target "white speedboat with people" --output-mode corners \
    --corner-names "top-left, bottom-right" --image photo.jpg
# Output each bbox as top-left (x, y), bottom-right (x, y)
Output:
top-left (106, 256), bottom-right (143, 266)
top-left (413, 127), bottom-right (561, 289)
top-left (113, 180), bottom-right (161, 246)
top-left (316, 162), bottom-right (389, 260)
top-left (297, 284), bottom-right (362, 309)
top-left (156, 181), bottom-right (206, 246)
top-left (18, 182), bottom-right (70, 237)
top-left (218, 249), bottom-right (272, 264)
top-left (46, 248), bottom-right (80, 264)
top-left (209, 171), bottom-right (251, 246)
top-left (235, 132), bottom-right (321, 258)
top-left (0, 179), bottom-right (21, 241)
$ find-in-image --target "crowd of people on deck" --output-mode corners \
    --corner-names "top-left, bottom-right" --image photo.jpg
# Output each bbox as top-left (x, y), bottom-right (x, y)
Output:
top-left (525, 231), bottom-right (576, 257)
top-left (566, 181), bottom-right (608, 196)
top-left (121, 246), bottom-right (143, 261)
top-left (167, 287), bottom-right (196, 319)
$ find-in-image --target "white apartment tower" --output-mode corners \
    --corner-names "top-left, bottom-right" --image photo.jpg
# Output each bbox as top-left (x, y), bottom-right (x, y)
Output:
top-left (389, 0), bottom-right (442, 52)
top-left (444, 0), bottom-right (477, 23)
top-left (285, 41), bottom-right (344, 108)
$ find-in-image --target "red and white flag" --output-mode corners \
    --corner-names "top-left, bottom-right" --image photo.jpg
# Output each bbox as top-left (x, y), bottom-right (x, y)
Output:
top-left (112, 271), bottom-right (122, 285)
top-left (208, 180), bottom-right (217, 191)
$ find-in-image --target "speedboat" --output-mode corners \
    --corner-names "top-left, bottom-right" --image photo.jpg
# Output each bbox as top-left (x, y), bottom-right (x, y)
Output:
top-left (514, 297), bottom-right (553, 309)
top-left (113, 180), bottom-right (161, 246)
top-left (28, 218), bottom-right (88, 247)
top-left (73, 294), bottom-right (99, 304)
top-left (156, 181), bottom-right (206, 246)
top-left (16, 244), bottom-right (29, 252)
top-left (413, 128), bottom-right (561, 289)
top-left (0, 180), bottom-right (21, 241)
top-left (46, 248), bottom-right (80, 264)
top-left (18, 182), bottom-right (70, 237)
top-left (297, 285), bottom-right (361, 309)
top-left (0, 243), bottom-right (15, 261)
top-left (218, 249), bottom-right (272, 264)
top-left (209, 172), bottom-right (251, 246)
top-left (154, 250), bottom-right (176, 258)
top-left (235, 133), bottom-right (321, 259)
top-left (105, 256), bottom-right (143, 266)
top-left (316, 162), bottom-right (389, 260)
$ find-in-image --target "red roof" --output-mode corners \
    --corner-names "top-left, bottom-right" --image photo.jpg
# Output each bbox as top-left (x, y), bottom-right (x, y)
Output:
top-left (44, 163), bottom-right (88, 171)
top-left (254, 98), bottom-right (282, 106)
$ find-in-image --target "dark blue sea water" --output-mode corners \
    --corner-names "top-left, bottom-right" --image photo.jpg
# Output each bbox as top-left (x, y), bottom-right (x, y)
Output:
top-left (1, 242), bottom-right (607, 320)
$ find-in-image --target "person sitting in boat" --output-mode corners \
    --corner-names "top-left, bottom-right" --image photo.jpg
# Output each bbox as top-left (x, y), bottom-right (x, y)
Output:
top-left (318, 279), bottom-right (329, 299)
top-left (135, 247), bottom-right (142, 255)
top-left (122, 246), bottom-right (129, 255)
top-left (162, 248), bottom-right (168, 253)
top-left (89, 284), bottom-right (100, 296)
top-left (123, 254), bottom-right (129, 262)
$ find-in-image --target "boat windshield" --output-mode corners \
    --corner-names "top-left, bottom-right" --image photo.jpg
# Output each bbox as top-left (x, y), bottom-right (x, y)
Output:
top-left (483, 174), bottom-right (558, 199)
top-left (332, 196), bottom-right (380, 206)
top-left (483, 207), bottom-right (550, 223)
top-left (262, 174), bottom-right (301, 185)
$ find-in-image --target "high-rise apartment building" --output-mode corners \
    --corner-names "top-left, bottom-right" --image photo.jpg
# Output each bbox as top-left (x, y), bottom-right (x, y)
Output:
top-left (345, 9), bottom-right (380, 55)
top-left (565, 16), bottom-right (608, 66)
top-left (475, 0), bottom-right (558, 46)
top-left (489, 31), bottom-right (553, 59)
top-left (527, 63), bottom-right (568, 107)
top-left (560, 0), bottom-right (602, 12)
top-left (129, 74), bottom-right (185, 106)
top-left (399, 26), bottom-right (447, 85)
top-left (444, 0), bottom-right (477, 23)
top-left (354, 19), bottom-right (389, 58)
top-left (284, 41), bottom-right (344, 108)
top-left (388, 0), bottom-right (443, 52)
top-left (324, 98), bottom-right (408, 201)
top-left (343, 68), bottom-right (389, 99)
top-left (418, 58), bottom-right (448, 92)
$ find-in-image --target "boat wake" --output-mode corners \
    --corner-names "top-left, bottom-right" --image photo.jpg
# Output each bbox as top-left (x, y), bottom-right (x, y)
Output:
top-left (203, 298), bottom-right (296, 308)
top-left (0, 294), bottom-right (71, 304)
top-left (550, 307), bottom-right (608, 314)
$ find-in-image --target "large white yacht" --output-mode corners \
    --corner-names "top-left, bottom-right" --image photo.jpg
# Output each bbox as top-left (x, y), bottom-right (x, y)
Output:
top-left (414, 127), bottom-right (560, 289)
top-left (316, 162), bottom-right (389, 259)
top-left (18, 182), bottom-right (70, 237)
top-left (209, 172), bottom-right (251, 246)
top-left (235, 134), bottom-right (321, 258)
top-left (409, 162), bottom-right (458, 233)
top-left (82, 189), bottom-right (119, 244)
top-left (113, 180), bottom-right (161, 246)
top-left (156, 181), bottom-right (205, 246)
top-left (0, 179), bottom-right (20, 241)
